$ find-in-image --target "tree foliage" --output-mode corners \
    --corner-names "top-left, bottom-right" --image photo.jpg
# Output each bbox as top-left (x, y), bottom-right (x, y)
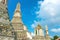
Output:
top-left (53, 35), bottom-right (59, 40)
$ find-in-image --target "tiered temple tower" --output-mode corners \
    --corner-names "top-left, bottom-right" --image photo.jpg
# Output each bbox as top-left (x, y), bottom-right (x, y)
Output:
top-left (32, 24), bottom-right (45, 40)
top-left (45, 25), bottom-right (51, 40)
top-left (0, 0), bottom-right (14, 40)
top-left (11, 2), bottom-right (28, 40)
top-left (0, 0), bottom-right (9, 22)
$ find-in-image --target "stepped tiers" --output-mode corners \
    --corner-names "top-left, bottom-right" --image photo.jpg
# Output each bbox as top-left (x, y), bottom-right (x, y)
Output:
top-left (0, 0), bottom-right (51, 40)
top-left (11, 2), bottom-right (29, 40)
top-left (0, 0), bottom-right (14, 40)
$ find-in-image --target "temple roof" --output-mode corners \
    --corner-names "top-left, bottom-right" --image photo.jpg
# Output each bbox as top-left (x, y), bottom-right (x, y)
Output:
top-left (36, 24), bottom-right (42, 30)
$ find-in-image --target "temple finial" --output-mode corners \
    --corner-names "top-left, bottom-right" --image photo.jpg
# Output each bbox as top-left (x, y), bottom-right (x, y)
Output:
top-left (13, 2), bottom-right (21, 17)
top-left (45, 25), bottom-right (49, 34)
top-left (15, 2), bottom-right (21, 12)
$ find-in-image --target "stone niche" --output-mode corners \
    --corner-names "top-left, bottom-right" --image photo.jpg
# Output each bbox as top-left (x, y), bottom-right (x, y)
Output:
top-left (0, 36), bottom-right (14, 40)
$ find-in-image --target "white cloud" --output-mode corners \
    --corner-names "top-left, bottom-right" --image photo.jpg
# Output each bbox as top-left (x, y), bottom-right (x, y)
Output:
top-left (51, 28), bottom-right (60, 33)
top-left (31, 20), bottom-right (38, 28)
top-left (38, 1), bottom-right (43, 4)
top-left (37, 0), bottom-right (60, 17)
top-left (35, 0), bottom-right (60, 27)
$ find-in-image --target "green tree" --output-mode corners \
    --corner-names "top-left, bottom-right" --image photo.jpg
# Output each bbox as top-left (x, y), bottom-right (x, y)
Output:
top-left (53, 35), bottom-right (59, 40)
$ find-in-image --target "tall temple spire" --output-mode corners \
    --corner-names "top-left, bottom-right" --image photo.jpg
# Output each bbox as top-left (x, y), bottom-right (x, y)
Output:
top-left (11, 2), bottom-right (22, 24)
top-left (45, 25), bottom-right (49, 34)
top-left (11, 2), bottom-right (29, 40)
top-left (15, 2), bottom-right (20, 12)
top-left (45, 25), bottom-right (51, 40)
top-left (11, 1), bottom-right (24, 31)
top-left (14, 2), bottom-right (21, 17)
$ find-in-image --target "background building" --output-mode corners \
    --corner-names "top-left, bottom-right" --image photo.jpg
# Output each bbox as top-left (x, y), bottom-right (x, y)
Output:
top-left (32, 24), bottom-right (51, 40)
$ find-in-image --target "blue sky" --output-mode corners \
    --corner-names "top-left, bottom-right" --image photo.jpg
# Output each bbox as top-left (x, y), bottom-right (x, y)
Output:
top-left (8, 0), bottom-right (60, 38)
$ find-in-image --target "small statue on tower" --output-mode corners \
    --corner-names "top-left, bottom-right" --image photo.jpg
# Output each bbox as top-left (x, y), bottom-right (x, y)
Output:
top-left (1, 0), bottom-right (7, 5)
